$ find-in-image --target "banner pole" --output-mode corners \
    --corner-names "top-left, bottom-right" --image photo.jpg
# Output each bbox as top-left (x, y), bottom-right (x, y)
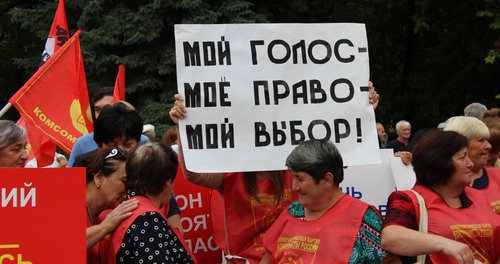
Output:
top-left (0, 102), bottom-right (12, 118)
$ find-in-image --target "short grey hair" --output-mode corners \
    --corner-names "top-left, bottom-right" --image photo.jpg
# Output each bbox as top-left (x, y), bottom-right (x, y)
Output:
top-left (443, 116), bottom-right (489, 140)
top-left (464, 102), bottom-right (487, 119)
top-left (0, 120), bottom-right (27, 149)
top-left (285, 139), bottom-right (344, 185)
top-left (395, 120), bottom-right (411, 132)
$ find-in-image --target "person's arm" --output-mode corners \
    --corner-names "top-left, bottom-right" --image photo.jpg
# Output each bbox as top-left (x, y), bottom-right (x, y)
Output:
top-left (167, 213), bottom-right (183, 237)
top-left (169, 94), bottom-right (224, 193)
top-left (86, 199), bottom-right (138, 249)
top-left (381, 253), bottom-right (402, 264)
top-left (56, 154), bottom-right (68, 168)
top-left (166, 193), bottom-right (184, 237)
top-left (394, 151), bottom-right (412, 166)
top-left (259, 251), bottom-right (273, 264)
top-left (355, 207), bottom-right (386, 263)
top-left (368, 81), bottom-right (380, 110)
top-left (381, 225), bottom-right (473, 263)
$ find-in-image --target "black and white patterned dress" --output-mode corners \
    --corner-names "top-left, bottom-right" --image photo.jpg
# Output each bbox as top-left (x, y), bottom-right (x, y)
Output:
top-left (116, 191), bottom-right (195, 264)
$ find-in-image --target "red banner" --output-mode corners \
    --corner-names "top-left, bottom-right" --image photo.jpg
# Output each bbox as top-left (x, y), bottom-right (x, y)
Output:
top-left (173, 168), bottom-right (222, 263)
top-left (9, 30), bottom-right (93, 154)
top-left (0, 168), bottom-right (86, 262)
top-left (112, 64), bottom-right (126, 102)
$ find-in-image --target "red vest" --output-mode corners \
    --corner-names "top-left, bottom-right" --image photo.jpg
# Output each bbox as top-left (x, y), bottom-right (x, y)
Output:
top-left (410, 185), bottom-right (500, 263)
top-left (263, 195), bottom-right (369, 263)
top-left (484, 167), bottom-right (500, 214)
top-left (101, 195), bottom-right (197, 264)
top-left (211, 171), bottom-right (296, 264)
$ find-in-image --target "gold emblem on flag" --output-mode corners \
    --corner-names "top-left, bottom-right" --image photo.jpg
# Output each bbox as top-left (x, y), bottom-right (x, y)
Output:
top-left (70, 99), bottom-right (91, 135)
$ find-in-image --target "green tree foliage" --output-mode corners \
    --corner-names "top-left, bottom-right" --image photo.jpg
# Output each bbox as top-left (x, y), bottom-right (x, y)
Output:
top-left (2, 0), bottom-right (499, 139)
top-left (401, 0), bottom-right (499, 131)
top-left (477, 0), bottom-right (500, 64)
top-left (0, 0), bottom-right (47, 121)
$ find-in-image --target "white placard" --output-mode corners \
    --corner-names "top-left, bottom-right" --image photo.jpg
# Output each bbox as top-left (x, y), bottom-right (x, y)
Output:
top-left (175, 23), bottom-right (380, 172)
top-left (390, 156), bottom-right (416, 190)
top-left (341, 149), bottom-right (396, 217)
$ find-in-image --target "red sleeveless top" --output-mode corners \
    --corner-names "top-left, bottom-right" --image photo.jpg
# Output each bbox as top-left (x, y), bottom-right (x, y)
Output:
top-left (263, 195), bottom-right (370, 263)
top-left (483, 167), bottom-right (500, 215)
top-left (410, 185), bottom-right (500, 263)
top-left (101, 195), bottom-right (197, 264)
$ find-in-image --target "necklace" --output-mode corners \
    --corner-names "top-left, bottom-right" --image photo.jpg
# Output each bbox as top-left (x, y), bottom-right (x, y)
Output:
top-left (86, 206), bottom-right (96, 226)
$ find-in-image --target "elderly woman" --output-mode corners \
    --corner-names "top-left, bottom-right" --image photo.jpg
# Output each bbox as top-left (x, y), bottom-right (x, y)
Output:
top-left (102, 142), bottom-right (196, 264)
top-left (0, 120), bottom-right (28, 167)
top-left (443, 116), bottom-right (500, 215)
top-left (382, 130), bottom-right (500, 263)
top-left (260, 139), bottom-right (386, 264)
top-left (82, 147), bottom-right (139, 264)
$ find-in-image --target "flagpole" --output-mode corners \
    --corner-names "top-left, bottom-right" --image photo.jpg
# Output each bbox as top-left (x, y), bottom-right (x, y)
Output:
top-left (0, 102), bottom-right (12, 118)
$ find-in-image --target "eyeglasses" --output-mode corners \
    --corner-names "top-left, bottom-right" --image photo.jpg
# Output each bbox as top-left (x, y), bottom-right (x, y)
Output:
top-left (104, 147), bottom-right (126, 160)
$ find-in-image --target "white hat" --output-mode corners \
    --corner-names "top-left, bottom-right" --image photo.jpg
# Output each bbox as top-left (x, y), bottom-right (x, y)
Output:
top-left (143, 124), bottom-right (155, 133)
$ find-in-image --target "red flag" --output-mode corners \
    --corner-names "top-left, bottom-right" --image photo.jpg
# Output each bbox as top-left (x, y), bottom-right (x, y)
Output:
top-left (20, 0), bottom-right (70, 167)
top-left (112, 64), bottom-right (126, 102)
top-left (41, 0), bottom-right (69, 64)
top-left (9, 30), bottom-right (93, 155)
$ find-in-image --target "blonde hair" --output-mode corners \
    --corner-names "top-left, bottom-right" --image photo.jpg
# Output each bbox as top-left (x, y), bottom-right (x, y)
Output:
top-left (443, 116), bottom-right (489, 140)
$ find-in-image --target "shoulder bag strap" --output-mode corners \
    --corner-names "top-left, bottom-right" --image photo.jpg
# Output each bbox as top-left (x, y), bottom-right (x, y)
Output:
top-left (409, 190), bottom-right (428, 264)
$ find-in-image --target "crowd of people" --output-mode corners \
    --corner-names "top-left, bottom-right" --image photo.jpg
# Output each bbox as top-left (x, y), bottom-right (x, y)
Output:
top-left (1, 83), bottom-right (499, 263)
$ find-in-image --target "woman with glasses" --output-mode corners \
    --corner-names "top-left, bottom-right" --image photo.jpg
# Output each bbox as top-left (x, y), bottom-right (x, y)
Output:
top-left (82, 147), bottom-right (139, 264)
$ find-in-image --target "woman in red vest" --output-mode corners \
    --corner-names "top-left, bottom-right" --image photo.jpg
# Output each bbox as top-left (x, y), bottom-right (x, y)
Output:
top-left (444, 116), bottom-right (500, 215)
top-left (169, 94), bottom-right (299, 264)
top-left (84, 147), bottom-right (139, 264)
top-left (172, 129), bottom-right (295, 262)
top-left (382, 130), bottom-right (500, 263)
top-left (260, 139), bottom-right (388, 264)
top-left (101, 142), bottom-right (197, 264)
